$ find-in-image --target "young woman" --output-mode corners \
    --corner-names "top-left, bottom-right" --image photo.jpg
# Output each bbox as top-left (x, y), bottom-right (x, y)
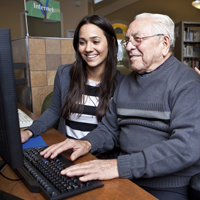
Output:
top-left (21, 15), bottom-right (125, 157)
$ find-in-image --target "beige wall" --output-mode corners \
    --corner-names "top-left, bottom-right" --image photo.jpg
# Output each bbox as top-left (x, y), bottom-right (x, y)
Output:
top-left (105, 0), bottom-right (200, 25)
top-left (58, 0), bottom-right (88, 38)
top-left (1, 0), bottom-right (200, 40)
top-left (0, 0), bottom-right (24, 40)
top-left (0, 0), bottom-right (88, 40)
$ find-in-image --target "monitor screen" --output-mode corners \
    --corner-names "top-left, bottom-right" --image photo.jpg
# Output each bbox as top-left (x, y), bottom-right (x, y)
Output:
top-left (0, 28), bottom-right (24, 170)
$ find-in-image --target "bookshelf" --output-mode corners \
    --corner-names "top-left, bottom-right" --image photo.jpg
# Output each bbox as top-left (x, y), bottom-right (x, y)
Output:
top-left (174, 21), bottom-right (200, 69)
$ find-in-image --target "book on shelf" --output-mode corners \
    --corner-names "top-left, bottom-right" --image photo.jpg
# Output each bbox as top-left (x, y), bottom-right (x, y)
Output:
top-left (183, 59), bottom-right (199, 69)
top-left (184, 27), bottom-right (200, 42)
top-left (183, 44), bottom-right (200, 57)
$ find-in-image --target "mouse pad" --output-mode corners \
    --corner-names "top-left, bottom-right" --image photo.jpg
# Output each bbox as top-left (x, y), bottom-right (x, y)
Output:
top-left (22, 135), bottom-right (47, 150)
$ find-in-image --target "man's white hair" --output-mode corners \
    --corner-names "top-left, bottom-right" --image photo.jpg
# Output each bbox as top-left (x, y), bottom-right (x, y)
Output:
top-left (135, 13), bottom-right (175, 52)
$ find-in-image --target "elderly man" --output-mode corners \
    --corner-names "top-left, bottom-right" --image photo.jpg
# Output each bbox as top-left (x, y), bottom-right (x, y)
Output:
top-left (41, 13), bottom-right (200, 200)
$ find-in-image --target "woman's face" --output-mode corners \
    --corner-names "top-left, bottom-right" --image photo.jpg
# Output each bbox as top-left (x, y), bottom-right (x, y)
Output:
top-left (78, 24), bottom-right (108, 72)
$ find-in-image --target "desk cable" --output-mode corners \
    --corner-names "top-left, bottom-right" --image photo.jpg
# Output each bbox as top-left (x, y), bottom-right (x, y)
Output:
top-left (0, 163), bottom-right (23, 181)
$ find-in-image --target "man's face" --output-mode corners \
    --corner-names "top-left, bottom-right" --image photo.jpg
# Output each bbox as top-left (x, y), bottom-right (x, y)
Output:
top-left (125, 17), bottom-right (165, 74)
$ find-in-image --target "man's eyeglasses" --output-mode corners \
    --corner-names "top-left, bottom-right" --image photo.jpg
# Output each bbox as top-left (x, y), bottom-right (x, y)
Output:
top-left (121, 34), bottom-right (164, 48)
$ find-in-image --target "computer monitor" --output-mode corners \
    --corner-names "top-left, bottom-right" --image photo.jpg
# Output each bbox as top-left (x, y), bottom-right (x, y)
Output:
top-left (0, 28), bottom-right (24, 171)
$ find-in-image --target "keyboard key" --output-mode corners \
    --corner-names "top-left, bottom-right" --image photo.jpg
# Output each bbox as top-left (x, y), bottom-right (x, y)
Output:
top-left (51, 191), bottom-right (58, 197)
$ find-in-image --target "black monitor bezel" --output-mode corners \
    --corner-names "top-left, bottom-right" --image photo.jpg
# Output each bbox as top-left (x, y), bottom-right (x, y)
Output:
top-left (0, 28), bottom-right (24, 170)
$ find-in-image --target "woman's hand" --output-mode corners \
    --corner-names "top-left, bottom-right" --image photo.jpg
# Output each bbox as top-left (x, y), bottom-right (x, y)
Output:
top-left (20, 129), bottom-right (33, 143)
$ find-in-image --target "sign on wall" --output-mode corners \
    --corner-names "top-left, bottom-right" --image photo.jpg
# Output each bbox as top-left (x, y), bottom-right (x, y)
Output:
top-left (115, 27), bottom-right (123, 34)
top-left (26, 0), bottom-right (61, 21)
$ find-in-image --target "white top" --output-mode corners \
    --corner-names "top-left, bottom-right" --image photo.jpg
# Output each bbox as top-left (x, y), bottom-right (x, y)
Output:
top-left (65, 79), bottom-right (100, 139)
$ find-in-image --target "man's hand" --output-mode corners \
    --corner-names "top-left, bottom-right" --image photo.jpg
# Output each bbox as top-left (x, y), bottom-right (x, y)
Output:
top-left (40, 138), bottom-right (92, 161)
top-left (20, 129), bottom-right (33, 143)
top-left (61, 159), bottom-right (119, 182)
top-left (194, 67), bottom-right (200, 75)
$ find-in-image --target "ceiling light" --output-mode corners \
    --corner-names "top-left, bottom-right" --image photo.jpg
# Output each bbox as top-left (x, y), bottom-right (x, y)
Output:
top-left (192, 0), bottom-right (200, 9)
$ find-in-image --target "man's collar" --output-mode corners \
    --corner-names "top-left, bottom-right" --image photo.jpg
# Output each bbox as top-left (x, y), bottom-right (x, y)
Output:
top-left (138, 54), bottom-right (173, 77)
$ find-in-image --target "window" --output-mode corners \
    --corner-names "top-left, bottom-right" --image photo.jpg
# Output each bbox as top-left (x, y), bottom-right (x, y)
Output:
top-left (94, 0), bottom-right (103, 4)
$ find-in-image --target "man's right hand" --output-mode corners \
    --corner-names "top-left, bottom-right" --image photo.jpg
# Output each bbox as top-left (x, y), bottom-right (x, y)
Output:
top-left (20, 129), bottom-right (33, 143)
top-left (40, 138), bottom-right (92, 161)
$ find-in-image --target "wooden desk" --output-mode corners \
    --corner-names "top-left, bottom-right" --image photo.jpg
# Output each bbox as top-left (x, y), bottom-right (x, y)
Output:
top-left (0, 105), bottom-right (157, 200)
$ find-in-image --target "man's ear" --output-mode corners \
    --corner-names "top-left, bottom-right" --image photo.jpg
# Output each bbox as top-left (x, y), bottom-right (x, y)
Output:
top-left (162, 35), bottom-right (171, 56)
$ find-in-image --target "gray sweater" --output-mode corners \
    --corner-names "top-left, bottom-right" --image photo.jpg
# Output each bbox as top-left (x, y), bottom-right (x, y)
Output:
top-left (28, 64), bottom-right (125, 137)
top-left (82, 55), bottom-right (200, 188)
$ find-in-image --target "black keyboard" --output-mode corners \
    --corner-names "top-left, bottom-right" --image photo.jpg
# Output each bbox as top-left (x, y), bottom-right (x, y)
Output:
top-left (15, 146), bottom-right (104, 200)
